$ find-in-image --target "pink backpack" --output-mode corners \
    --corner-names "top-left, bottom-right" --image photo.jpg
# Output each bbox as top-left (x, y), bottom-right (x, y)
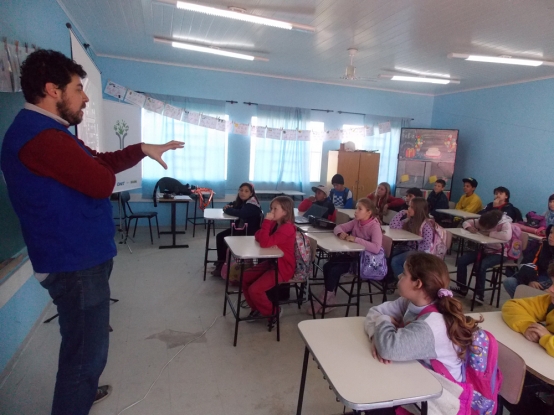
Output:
top-left (417, 305), bottom-right (503, 415)
top-left (420, 221), bottom-right (448, 259)
top-left (504, 224), bottom-right (523, 260)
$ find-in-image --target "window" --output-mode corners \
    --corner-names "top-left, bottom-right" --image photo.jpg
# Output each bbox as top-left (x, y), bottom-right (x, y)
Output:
top-left (141, 109), bottom-right (228, 196)
top-left (308, 121), bottom-right (324, 182)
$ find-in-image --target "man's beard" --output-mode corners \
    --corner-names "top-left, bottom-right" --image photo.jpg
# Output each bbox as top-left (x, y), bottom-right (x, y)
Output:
top-left (56, 95), bottom-right (84, 126)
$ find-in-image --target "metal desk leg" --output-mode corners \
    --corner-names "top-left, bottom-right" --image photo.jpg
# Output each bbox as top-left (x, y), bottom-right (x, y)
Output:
top-left (421, 401), bottom-right (428, 415)
top-left (203, 219), bottom-right (212, 281)
top-left (356, 256), bottom-right (361, 316)
top-left (296, 347), bottom-right (310, 415)
top-left (233, 262), bottom-right (245, 347)
top-left (223, 249), bottom-right (231, 316)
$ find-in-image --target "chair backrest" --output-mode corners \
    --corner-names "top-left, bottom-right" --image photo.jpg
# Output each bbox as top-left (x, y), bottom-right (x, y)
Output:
top-left (382, 210), bottom-right (397, 225)
top-left (382, 234), bottom-right (393, 258)
top-left (308, 236), bottom-right (318, 263)
top-left (497, 342), bottom-right (526, 405)
top-left (519, 231), bottom-right (529, 253)
top-left (445, 229), bottom-right (453, 250)
top-left (448, 201), bottom-right (456, 209)
top-left (514, 284), bottom-right (545, 299)
top-left (335, 211), bottom-right (350, 225)
top-left (118, 191), bottom-right (131, 217)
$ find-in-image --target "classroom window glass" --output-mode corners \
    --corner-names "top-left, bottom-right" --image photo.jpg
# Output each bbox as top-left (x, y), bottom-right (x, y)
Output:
top-left (308, 121), bottom-right (324, 182)
top-left (141, 110), bottom-right (228, 196)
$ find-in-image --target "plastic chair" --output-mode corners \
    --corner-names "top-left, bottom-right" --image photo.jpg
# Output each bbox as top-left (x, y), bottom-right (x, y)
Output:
top-left (335, 211), bottom-right (350, 225)
top-left (514, 284), bottom-right (545, 299)
top-left (120, 191), bottom-right (160, 244)
top-left (497, 342), bottom-right (526, 414)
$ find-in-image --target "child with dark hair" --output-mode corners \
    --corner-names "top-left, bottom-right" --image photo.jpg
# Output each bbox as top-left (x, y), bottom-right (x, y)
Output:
top-left (503, 225), bottom-right (554, 298)
top-left (452, 210), bottom-right (513, 302)
top-left (482, 186), bottom-right (519, 221)
top-left (545, 194), bottom-right (554, 227)
top-left (455, 177), bottom-right (483, 214)
top-left (329, 174), bottom-right (353, 208)
top-left (212, 182), bottom-right (262, 276)
top-left (298, 185), bottom-right (336, 221)
top-left (398, 187), bottom-right (423, 211)
top-left (427, 179), bottom-right (450, 219)
top-left (366, 252), bottom-right (483, 413)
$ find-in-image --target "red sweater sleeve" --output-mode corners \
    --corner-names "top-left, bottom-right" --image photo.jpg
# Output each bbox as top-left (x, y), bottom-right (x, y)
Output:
top-left (255, 219), bottom-right (295, 247)
top-left (387, 195), bottom-right (405, 209)
top-left (298, 199), bottom-right (312, 212)
top-left (19, 129), bottom-right (145, 199)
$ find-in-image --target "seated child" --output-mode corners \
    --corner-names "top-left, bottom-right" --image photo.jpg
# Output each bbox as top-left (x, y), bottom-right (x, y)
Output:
top-left (501, 262), bottom-right (554, 357)
top-left (452, 210), bottom-right (512, 302)
top-left (427, 179), bottom-right (450, 216)
top-left (366, 182), bottom-right (404, 220)
top-left (481, 186), bottom-right (520, 222)
top-left (503, 225), bottom-right (554, 298)
top-left (329, 174), bottom-right (353, 208)
top-left (212, 182), bottom-right (262, 277)
top-left (309, 198), bottom-right (382, 315)
top-left (243, 196), bottom-right (296, 321)
top-left (398, 187), bottom-right (423, 211)
top-left (389, 197), bottom-right (442, 279)
top-left (455, 177), bottom-right (483, 214)
top-left (298, 185), bottom-right (336, 222)
top-left (545, 194), bottom-right (554, 227)
top-left (365, 252), bottom-right (483, 414)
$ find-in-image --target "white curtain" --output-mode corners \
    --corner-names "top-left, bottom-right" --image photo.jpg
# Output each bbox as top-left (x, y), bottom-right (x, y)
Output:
top-left (250, 105), bottom-right (310, 191)
top-left (141, 96), bottom-right (226, 198)
top-left (363, 116), bottom-right (410, 192)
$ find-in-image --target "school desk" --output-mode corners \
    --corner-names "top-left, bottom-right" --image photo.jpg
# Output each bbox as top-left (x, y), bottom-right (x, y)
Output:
top-left (296, 317), bottom-right (443, 414)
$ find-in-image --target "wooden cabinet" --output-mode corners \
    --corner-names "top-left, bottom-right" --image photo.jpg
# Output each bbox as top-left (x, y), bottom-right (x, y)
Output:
top-left (327, 151), bottom-right (380, 201)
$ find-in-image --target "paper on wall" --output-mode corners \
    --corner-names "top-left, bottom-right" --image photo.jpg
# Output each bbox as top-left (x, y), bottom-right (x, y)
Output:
top-left (311, 130), bottom-right (326, 141)
top-left (104, 80), bottom-right (127, 100)
top-left (297, 130), bottom-right (311, 141)
top-left (182, 110), bottom-right (200, 125)
top-left (124, 90), bottom-right (146, 107)
top-left (379, 122), bottom-right (391, 134)
top-left (144, 97), bottom-right (165, 114)
top-left (266, 127), bottom-right (282, 140)
top-left (327, 130), bottom-right (342, 141)
top-left (282, 129), bottom-right (297, 140)
top-left (199, 114), bottom-right (218, 129)
top-left (255, 126), bottom-right (266, 137)
top-left (164, 104), bottom-right (183, 121)
top-left (233, 122), bottom-right (250, 135)
top-left (214, 118), bottom-right (227, 131)
top-left (365, 125), bottom-right (374, 136)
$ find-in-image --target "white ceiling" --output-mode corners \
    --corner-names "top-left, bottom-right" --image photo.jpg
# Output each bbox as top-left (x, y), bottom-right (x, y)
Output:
top-left (57, 0), bottom-right (554, 95)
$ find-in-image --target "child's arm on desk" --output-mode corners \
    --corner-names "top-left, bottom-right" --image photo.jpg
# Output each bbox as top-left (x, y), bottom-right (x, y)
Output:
top-left (364, 297), bottom-right (408, 339)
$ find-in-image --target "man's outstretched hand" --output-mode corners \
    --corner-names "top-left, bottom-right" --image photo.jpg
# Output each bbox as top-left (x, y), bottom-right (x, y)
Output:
top-left (141, 141), bottom-right (184, 169)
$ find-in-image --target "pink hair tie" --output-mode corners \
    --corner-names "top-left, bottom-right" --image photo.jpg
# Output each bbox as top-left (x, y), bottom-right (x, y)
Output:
top-left (438, 288), bottom-right (453, 298)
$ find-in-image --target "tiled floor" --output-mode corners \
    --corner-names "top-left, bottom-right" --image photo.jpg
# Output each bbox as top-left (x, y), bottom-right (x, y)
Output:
top-left (0, 227), bottom-right (510, 415)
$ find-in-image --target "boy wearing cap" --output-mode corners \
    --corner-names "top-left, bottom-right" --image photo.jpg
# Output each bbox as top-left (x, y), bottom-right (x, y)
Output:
top-left (455, 177), bottom-right (483, 214)
top-left (329, 174), bottom-right (354, 208)
top-left (482, 186), bottom-right (520, 222)
top-left (298, 185), bottom-right (336, 222)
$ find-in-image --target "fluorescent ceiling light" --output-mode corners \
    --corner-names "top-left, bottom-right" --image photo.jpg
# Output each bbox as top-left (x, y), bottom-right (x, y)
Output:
top-left (448, 53), bottom-right (554, 67)
top-left (379, 74), bottom-right (458, 85)
top-left (154, 37), bottom-right (268, 61)
top-left (168, 1), bottom-right (315, 32)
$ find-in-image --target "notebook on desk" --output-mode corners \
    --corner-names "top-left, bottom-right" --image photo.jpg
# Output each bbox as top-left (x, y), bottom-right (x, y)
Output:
top-left (294, 204), bottom-right (328, 224)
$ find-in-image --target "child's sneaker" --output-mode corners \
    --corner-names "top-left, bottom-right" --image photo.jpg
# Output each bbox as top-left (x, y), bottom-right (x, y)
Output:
top-left (93, 385), bottom-right (112, 405)
top-left (245, 310), bottom-right (261, 322)
top-left (450, 286), bottom-right (468, 297)
top-left (267, 307), bottom-right (283, 327)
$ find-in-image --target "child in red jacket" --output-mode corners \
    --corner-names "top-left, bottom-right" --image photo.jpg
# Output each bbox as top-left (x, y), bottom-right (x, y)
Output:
top-left (243, 196), bottom-right (297, 320)
top-left (367, 182), bottom-right (404, 220)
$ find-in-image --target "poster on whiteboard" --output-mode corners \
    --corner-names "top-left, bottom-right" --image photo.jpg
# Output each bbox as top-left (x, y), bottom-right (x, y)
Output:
top-left (103, 100), bottom-right (142, 192)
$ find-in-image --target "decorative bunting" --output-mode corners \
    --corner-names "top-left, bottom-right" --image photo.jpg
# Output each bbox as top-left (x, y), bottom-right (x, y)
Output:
top-left (266, 127), bottom-right (282, 140)
top-left (164, 104), bottom-right (183, 121)
top-left (282, 129), bottom-right (297, 140)
top-left (297, 130), bottom-right (311, 141)
top-left (255, 126), bottom-right (266, 137)
top-left (104, 80), bottom-right (127, 100)
top-left (124, 90), bottom-right (146, 107)
top-left (365, 125), bottom-right (374, 137)
top-left (144, 96), bottom-right (165, 114)
top-left (233, 122), bottom-right (250, 135)
top-left (327, 130), bottom-right (342, 141)
top-left (214, 118), bottom-right (227, 132)
top-left (182, 110), bottom-right (200, 125)
top-left (199, 114), bottom-right (218, 129)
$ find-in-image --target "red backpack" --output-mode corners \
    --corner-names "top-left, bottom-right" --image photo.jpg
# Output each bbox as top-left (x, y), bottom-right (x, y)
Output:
top-left (417, 305), bottom-right (502, 415)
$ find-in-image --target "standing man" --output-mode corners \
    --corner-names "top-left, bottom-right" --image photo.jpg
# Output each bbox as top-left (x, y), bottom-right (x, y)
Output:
top-left (1, 49), bottom-right (183, 415)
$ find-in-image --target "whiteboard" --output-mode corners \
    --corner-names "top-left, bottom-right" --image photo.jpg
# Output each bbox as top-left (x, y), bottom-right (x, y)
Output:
top-left (70, 31), bottom-right (103, 151)
top-left (102, 100), bottom-right (142, 192)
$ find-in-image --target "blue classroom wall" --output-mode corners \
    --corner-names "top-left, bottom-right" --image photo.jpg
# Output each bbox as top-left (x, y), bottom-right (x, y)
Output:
top-left (97, 56), bottom-right (435, 194)
top-left (431, 79), bottom-right (554, 215)
top-left (0, 0), bottom-right (89, 373)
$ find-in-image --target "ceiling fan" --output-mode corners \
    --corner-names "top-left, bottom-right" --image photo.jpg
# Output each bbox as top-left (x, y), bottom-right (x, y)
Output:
top-left (340, 48), bottom-right (376, 81)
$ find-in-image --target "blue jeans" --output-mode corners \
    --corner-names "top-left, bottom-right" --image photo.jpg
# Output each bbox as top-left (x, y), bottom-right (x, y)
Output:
top-left (390, 246), bottom-right (412, 279)
top-left (503, 274), bottom-right (553, 298)
top-left (40, 259), bottom-right (113, 415)
top-left (456, 251), bottom-right (502, 298)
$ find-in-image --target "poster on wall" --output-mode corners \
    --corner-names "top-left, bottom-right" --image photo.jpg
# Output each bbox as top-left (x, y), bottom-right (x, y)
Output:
top-left (398, 128), bottom-right (458, 163)
top-left (102, 100), bottom-right (142, 192)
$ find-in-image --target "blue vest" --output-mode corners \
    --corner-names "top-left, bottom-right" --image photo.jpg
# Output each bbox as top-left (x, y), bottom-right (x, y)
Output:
top-left (1, 109), bottom-right (116, 273)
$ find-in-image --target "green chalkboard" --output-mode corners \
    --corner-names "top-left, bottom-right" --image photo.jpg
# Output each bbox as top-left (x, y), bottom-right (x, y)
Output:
top-left (0, 93), bottom-right (26, 262)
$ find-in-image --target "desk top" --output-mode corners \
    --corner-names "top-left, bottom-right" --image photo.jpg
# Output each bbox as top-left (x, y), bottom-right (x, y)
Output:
top-left (306, 232), bottom-right (365, 253)
top-left (382, 226), bottom-right (423, 242)
top-left (296, 224), bottom-right (335, 234)
top-left (467, 311), bottom-right (554, 385)
top-left (298, 317), bottom-right (443, 410)
top-left (158, 195), bottom-right (192, 202)
top-left (447, 228), bottom-right (504, 245)
top-left (203, 208), bottom-right (238, 220)
top-left (224, 236), bottom-right (283, 259)
top-left (525, 231), bottom-right (544, 241)
top-left (255, 190), bottom-right (305, 196)
top-left (435, 209), bottom-right (480, 219)
top-left (337, 208), bottom-right (356, 219)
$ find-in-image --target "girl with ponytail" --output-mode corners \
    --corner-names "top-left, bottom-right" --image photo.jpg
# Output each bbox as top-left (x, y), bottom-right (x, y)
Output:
top-left (364, 252), bottom-right (482, 382)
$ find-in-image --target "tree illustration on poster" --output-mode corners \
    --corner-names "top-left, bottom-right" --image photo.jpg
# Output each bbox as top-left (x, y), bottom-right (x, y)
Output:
top-left (114, 120), bottom-right (129, 150)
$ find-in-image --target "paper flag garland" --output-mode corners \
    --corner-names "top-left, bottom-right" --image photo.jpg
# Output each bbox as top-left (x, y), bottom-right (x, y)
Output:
top-left (144, 97), bottom-right (165, 114)
top-left (164, 104), bottom-right (183, 121)
top-left (104, 81), bottom-right (127, 100)
top-left (124, 90), bottom-right (146, 107)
